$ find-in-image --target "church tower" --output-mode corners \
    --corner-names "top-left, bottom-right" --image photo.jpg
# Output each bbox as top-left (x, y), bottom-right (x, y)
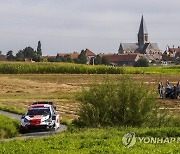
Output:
top-left (138, 15), bottom-right (149, 49)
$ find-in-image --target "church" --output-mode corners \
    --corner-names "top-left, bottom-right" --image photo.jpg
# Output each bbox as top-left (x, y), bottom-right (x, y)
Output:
top-left (118, 15), bottom-right (161, 56)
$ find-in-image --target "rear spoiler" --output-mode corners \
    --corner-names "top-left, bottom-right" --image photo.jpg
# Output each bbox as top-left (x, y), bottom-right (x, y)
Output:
top-left (32, 102), bottom-right (53, 105)
top-left (32, 102), bottom-right (56, 110)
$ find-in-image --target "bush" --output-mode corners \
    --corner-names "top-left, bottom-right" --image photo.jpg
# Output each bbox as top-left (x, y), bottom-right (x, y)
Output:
top-left (134, 58), bottom-right (149, 67)
top-left (76, 76), bottom-right (157, 127)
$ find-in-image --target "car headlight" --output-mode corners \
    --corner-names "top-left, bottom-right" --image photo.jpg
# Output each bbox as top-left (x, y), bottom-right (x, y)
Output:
top-left (24, 118), bottom-right (29, 123)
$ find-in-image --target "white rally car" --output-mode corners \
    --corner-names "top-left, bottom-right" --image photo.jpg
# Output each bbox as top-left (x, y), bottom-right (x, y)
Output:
top-left (20, 102), bottom-right (60, 132)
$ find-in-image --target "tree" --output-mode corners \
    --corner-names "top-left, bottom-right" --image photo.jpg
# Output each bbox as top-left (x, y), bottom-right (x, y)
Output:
top-left (16, 50), bottom-right (24, 61)
top-left (75, 50), bottom-right (87, 64)
top-left (15, 46), bottom-right (41, 62)
top-left (101, 56), bottom-right (110, 65)
top-left (6, 50), bottom-right (14, 61)
top-left (90, 55), bottom-right (102, 65)
top-left (94, 55), bottom-right (102, 65)
top-left (0, 51), bottom-right (2, 55)
top-left (134, 58), bottom-right (149, 67)
top-left (76, 76), bottom-right (157, 127)
top-left (37, 41), bottom-right (42, 56)
top-left (23, 47), bottom-right (35, 59)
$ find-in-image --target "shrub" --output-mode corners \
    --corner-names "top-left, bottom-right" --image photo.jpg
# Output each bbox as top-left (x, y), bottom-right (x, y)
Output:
top-left (76, 76), bottom-right (157, 127)
top-left (134, 58), bottom-right (149, 67)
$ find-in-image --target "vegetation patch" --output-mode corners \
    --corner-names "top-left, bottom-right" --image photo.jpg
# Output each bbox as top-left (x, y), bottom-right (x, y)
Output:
top-left (0, 115), bottom-right (20, 139)
top-left (0, 104), bottom-right (26, 115)
top-left (76, 76), bottom-right (157, 127)
top-left (0, 127), bottom-right (180, 153)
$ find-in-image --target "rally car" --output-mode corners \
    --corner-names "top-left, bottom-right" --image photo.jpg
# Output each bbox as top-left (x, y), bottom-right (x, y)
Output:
top-left (20, 102), bottom-right (60, 133)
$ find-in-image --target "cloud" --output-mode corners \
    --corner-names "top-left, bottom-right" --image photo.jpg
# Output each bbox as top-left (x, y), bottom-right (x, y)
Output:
top-left (0, 0), bottom-right (180, 55)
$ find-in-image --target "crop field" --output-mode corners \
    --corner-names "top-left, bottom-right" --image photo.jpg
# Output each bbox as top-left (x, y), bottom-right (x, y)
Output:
top-left (0, 74), bottom-right (179, 119)
top-left (0, 62), bottom-right (180, 74)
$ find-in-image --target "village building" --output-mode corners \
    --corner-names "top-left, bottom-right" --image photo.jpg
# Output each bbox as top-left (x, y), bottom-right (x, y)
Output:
top-left (100, 53), bottom-right (143, 66)
top-left (118, 15), bottom-right (162, 61)
top-left (57, 52), bottom-right (79, 60)
top-left (83, 49), bottom-right (96, 64)
top-left (0, 55), bottom-right (7, 61)
top-left (164, 46), bottom-right (180, 59)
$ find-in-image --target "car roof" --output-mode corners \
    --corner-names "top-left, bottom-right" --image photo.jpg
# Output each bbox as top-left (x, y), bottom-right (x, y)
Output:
top-left (29, 104), bottom-right (51, 109)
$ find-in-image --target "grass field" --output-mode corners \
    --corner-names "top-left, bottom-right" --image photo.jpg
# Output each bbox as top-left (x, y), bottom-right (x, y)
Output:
top-left (0, 127), bottom-right (180, 153)
top-left (0, 115), bottom-right (19, 139)
top-left (0, 74), bottom-right (179, 119)
top-left (0, 71), bottom-right (179, 153)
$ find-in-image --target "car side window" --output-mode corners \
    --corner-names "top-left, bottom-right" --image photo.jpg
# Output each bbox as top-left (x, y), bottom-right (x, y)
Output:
top-left (52, 106), bottom-right (56, 115)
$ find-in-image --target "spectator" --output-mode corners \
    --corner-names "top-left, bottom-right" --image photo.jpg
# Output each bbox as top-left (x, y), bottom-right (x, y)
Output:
top-left (165, 82), bottom-right (172, 98)
top-left (158, 82), bottom-right (163, 98)
top-left (176, 81), bottom-right (180, 98)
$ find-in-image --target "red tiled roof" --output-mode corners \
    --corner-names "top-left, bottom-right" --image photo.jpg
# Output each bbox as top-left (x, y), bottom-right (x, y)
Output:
top-left (57, 52), bottom-right (79, 59)
top-left (57, 53), bottom-right (66, 57)
top-left (169, 48), bottom-right (180, 53)
top-left (101, 54), bottom-right (139, 62)
top-left (175, 51), bottom-right (180, 58)
top-left (84, 49), bottom-right (96, 56)
top-left (42, 56), bottom-right (56, 59)
top-left (69, 52), bottom-right (79, 59)
top-left (0, 55), bottom-right (7, 61)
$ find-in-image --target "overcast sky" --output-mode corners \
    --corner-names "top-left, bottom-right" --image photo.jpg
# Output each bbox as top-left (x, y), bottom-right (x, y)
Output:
top-left (0, 0), bottom-right (180, 55)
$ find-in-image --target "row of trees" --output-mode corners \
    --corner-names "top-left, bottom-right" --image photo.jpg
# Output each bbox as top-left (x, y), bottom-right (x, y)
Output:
top-left (6, 41), bottom-right (42, 62)
top-left (47, 50), bottom-right (110, 65)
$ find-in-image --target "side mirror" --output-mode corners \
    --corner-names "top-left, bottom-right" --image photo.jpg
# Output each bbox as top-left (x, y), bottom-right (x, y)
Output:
top-left (21, 115), bottom-right (25, 119)
top-left (52, 115), bottom-right (56, 120)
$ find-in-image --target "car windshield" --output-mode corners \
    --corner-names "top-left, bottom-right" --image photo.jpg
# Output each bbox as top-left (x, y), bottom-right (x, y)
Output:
top-left (27, 108), bottom-right (50, 116)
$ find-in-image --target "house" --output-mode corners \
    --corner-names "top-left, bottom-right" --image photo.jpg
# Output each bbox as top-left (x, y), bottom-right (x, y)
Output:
top-left (164, 46), bottom-right (180, 59)
top-left (100, 53), bottom-right (141, 66)
top-left (118, 15), bottom-right (162, 58)
top-left (0, 55), bottom-right (7, 61)
top-left (42, 56), bottom-right (56, 60)
top-left (83, 49), bottom-right (96, 64)
top-left (57, 52), bottom-right (79, 60)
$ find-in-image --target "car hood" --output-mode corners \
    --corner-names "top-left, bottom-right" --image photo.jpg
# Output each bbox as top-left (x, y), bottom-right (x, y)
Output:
top-left (24, 115), bottom-right (50, 121)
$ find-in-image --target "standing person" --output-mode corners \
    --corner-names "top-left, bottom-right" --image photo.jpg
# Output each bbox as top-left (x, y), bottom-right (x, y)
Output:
top-left (176, 81), bottom-right (180, 99)
top-left (165, 81), bottom-right (171, 98)
top-left (158, 82), bottom-right (163, 98)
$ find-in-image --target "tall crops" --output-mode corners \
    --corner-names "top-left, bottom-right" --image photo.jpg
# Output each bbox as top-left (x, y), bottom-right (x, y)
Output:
top-left (0, 62), bottom-right (179, 74)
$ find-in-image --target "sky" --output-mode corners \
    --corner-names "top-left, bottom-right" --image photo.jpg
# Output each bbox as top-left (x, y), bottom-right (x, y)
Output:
top-left (0, 0), bottom-right (180, 55)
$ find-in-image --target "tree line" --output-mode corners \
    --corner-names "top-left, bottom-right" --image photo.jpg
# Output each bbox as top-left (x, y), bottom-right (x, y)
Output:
top-left (47, 49), bottom-right (110, 65)
top-left (5, 41), bottom-right (42, 62)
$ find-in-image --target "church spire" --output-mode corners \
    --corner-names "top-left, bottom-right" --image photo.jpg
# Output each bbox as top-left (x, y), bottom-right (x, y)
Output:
top-left (138, 15), bottom-right (149, 47)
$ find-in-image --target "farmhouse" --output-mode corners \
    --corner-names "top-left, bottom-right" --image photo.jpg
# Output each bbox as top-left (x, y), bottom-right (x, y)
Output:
top-left (100, 53), bottom-right (142, 66)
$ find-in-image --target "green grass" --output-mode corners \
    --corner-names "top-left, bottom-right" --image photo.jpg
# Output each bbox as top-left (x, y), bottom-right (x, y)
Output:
top-left (0, 115), bottom-right (20, 139)
top-left (0, 127), bottom-right (179, 153)
top-left (0, 104), bottom-right (26, 115)
top-left (0, 62), bottom-right (179, 74)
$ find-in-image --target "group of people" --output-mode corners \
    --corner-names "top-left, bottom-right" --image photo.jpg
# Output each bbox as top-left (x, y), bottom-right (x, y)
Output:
top-left (158, 80), bottom-right (180, 99)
